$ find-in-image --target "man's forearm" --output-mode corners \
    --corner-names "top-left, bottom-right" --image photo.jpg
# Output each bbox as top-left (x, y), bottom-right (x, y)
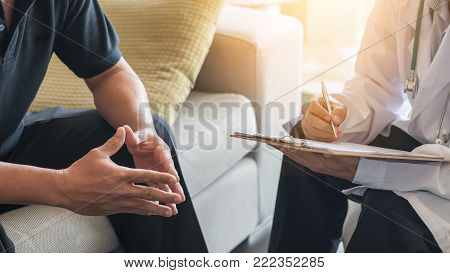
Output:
top-left (0, 162), bottom-right (62, 207)
top-left (86, 58), bottom-right (154, 133)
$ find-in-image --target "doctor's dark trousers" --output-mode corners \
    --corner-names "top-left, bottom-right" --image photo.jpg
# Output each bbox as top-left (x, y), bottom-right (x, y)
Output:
top-left (269, 126), bottom-right (442, 253)
top-left (0, 110), bottom-right (207, 253)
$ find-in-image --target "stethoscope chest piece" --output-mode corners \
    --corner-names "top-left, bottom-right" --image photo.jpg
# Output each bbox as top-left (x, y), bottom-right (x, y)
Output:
top-left (436, 92), bottom-right (450, 146)
top-left (436, 129), bottom-right (450, 146)
top-left (404, 70), bottom-right (419, 98)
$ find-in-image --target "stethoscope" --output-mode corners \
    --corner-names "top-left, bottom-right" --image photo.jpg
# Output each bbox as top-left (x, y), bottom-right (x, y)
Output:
top-left (404, 0), bottom-right (450, 146)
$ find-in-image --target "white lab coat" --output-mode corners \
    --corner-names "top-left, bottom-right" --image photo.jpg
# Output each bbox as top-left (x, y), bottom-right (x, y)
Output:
top-left (290, 0), bottom-right (450, 251)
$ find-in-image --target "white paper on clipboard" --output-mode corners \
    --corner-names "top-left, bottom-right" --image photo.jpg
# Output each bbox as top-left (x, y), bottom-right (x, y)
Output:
top-left (231, 132), bottom-right (449, 162)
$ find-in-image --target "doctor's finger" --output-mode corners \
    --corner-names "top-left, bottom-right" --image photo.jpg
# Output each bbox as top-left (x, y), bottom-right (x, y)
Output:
top-left (303, 125), bottom-right (337, 142)
top-left (331, 104), bottom-right (347, 125)
top-left (307, 100), bottom-right (332, 122)
top-left (303, 118), bottom-right (337, 138)
top-left (304, 113), bottom-right (338, 134)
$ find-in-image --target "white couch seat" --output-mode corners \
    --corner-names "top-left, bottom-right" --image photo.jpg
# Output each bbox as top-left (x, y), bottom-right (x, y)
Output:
top-left (173, 91), bottom-right (257, 197)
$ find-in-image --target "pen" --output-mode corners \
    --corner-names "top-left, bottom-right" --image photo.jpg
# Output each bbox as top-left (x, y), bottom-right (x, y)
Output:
top-left (321, 81), bottom-right (338, 139)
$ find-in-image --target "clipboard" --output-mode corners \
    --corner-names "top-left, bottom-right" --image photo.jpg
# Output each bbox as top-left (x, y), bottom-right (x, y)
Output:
top-left (231, 132), bottom-right (449, 163)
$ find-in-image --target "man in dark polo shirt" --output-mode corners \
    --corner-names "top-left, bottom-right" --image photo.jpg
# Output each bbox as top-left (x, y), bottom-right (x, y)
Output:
top-left (0, 0), bottom-right (207, 253)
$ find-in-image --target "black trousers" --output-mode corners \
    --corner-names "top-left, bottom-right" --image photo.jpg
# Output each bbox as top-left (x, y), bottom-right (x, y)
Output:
top-left (0, 110), bottom-right (208, 253)
top-left (269, 127), bottom-right (442, 253)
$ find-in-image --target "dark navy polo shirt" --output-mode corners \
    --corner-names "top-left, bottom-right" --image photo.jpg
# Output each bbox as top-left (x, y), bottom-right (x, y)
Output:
top-left (0, 0), bottom-right (121, 157)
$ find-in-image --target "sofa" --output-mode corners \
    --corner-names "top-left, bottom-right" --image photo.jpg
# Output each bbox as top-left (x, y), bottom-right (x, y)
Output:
top-left (0, 5), bottom-right (303, 253)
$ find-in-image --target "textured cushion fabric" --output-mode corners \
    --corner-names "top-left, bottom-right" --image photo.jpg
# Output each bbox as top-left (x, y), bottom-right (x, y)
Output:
top-left (192, 157), bottom-right (259, 253)
top-left (0, 206), bottom-right (120, 253)
top-left (173, 91), bottom-right (257, 197)
top-left (31, 0), bottom-right (224, 125)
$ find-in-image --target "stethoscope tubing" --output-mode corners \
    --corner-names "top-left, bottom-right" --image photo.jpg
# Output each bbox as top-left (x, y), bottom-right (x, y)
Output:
top-left (436, 91), bottom-right (450, 145)
top-left (407, 0), bottom-right (449, 146)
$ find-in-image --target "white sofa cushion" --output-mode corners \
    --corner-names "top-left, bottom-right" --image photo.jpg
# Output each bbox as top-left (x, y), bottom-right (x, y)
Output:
top-left (193, 157), bottom-right (259, 252)
top-left (0, 206), bottom-right (120, 253)
top-left (172, 91), bottom-right (257, 197)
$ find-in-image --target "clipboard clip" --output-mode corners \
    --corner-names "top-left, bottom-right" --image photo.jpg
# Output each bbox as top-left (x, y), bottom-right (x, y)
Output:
top-left (279, 135), bottom-right (305, 147)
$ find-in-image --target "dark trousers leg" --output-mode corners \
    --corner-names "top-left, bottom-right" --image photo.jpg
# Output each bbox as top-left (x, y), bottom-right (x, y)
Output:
top-left (0, 225), bottom-right (14, 253)
top-left (346, 127), bottom-right (441, 252)
top-left (1, 110), bottom-right (207, 253)
top-left (268, 156), bottom-right (352, 253)
top-left (108, 115), bottom-right (208, 253)
top-left (269, 127), bottom-right (441, 253)
top-left (346, 189), bottom-right (441, 253)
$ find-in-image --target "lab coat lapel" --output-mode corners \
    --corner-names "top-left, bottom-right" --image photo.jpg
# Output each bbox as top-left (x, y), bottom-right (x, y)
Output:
top-left (410, 26), bottom-right (450, 121)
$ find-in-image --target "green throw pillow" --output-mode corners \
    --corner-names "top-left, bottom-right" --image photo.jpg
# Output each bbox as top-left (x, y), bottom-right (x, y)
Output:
top-left (32, 0), bottom-right (224, 125)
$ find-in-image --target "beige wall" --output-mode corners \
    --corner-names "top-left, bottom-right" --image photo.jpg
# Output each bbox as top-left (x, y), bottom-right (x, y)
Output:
top-left (283, 0), bottom-right (375, 45)
top-left (225, 0), bottom-right (377, 93)
top-left (283, 0), bottom-right (376, 93)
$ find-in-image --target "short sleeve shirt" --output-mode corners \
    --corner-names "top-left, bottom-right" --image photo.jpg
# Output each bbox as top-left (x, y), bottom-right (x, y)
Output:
top-left (0, 0), bottom-right (122, 157)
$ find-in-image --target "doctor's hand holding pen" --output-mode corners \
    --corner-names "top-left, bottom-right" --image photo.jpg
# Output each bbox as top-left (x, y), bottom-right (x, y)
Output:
top-left (301, 85), bottom-right (348, 143)
top-left (276, 84), bottom-right (358, 182)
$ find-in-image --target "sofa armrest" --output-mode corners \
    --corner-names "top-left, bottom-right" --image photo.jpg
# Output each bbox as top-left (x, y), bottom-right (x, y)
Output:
top-left (195, 5), bottom-right (304, 222)
top-left (195, 5), bottom-right (304, 136)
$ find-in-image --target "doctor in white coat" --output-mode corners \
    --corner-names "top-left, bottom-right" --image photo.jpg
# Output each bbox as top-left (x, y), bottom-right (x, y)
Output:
top-left (269, 0), bottom-right (450, 253)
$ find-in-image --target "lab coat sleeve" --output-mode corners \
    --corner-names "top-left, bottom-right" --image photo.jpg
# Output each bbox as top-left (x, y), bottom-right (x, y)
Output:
top-left (354, 144), bottom-right (450, 199)
top-left (283, 115), bottom-right (303, 134)
top-left (332, 0), bottom-right (405, 144)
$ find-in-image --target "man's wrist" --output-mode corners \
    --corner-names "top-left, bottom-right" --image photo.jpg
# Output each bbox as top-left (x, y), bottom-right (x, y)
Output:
top-left (39, 168), bottom-right (68, 208)
top-left (0, 163), bottom-right (68, 208)
top-left (135, 125), bottom-right (158, 143)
